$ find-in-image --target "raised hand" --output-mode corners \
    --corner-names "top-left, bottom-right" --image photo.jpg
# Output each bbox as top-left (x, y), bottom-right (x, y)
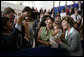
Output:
top-left (16, 15), bottom-right (24, 25)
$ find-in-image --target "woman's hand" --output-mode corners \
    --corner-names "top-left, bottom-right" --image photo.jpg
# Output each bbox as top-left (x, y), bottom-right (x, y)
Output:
top-left (45, 41), bottom-right (51, 47)
top-left (51, 30), bottom-right (58, 36)
top-left (54, 38), bottom-right (62, 44)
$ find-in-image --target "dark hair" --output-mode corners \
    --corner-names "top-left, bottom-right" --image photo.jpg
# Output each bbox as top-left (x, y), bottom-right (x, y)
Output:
top-left (40, 15), bottom-right (47, 27)
top-left (55, 15), bottom-right (61, 18)
top-left (54, 20), bottom-right (61, 25)
top-left (74, 22), bottom-right (79, 26)
top-left (45, 15), bottom-right (54, 22)
top-left (74, 22), bottom-right (78, 24)
top-left (61, 16), bottom-right (74, 27)
top-left (40, 15), bottom-right (54, 27)
top-left (22, 6), bottom-right (32, 13)
top-left (3, 7), bottom-right (15, 15)
top-left (61, 9), bottom-right (64, 12)
top-left (1, 17), bottom-right (10, 33)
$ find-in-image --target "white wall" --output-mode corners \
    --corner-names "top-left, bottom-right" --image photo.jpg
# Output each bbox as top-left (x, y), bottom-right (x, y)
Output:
top-left (34, 1), bottom-right (53, 11)
top-left (1, 1), bottom-right (83, 13)
top-left (1, 1), bottom-right (53, 12)
top-left (22, 1), bottom-right (53, 11)
top-left (1, 1), bottom-right (25, 13)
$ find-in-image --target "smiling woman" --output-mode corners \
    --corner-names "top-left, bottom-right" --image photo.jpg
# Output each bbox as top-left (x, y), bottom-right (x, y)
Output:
top-left (37, 16), bottom-right (53, 46)
top-left (54, 16), bottom-right (83, 56)
top-left (1, 1), bottom-right (83, 56)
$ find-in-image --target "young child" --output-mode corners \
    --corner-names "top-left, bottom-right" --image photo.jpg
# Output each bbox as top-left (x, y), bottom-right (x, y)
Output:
top-left (50, 20), bottom-right (62, 48)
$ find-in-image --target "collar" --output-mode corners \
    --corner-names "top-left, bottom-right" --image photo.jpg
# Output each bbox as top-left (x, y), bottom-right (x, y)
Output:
top-left (65, 27), bottom-right (74, 39)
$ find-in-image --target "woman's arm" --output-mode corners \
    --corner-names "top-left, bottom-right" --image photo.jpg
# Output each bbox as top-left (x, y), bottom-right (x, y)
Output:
top-left (51, 29), bottom-right (59, 36)
top-left (37, 27), bottom-right (51, 46)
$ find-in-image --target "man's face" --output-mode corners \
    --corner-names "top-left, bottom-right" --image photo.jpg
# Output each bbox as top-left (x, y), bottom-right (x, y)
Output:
top-left (23, 11), bottom-right (31, 17)
top-left (75, 11), bottom-right (78, 15)
top-left (7, 12), bottom-right (15, 20)
top-left (22, 11), bottom-right (31, 22)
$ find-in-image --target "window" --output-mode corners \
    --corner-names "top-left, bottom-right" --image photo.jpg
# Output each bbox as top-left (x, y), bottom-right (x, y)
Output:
top-left (60, 1), bottom-right (66, 6)
top-left (67, 1), bottom-right (73, 5)
top-left (54, 1), bottom-right (59, 7)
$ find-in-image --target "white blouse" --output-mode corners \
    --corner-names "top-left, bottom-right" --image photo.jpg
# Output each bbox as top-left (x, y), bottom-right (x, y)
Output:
top-left (49, 29), bottom-right (62, 48)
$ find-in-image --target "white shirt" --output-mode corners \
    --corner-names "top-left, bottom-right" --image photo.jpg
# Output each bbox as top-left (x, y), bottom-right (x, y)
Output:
top-left (51, 14), bottom-right (54, 18)
top-left (60, 12), bottom-right (66, 19)
top-left (50, 29), bottom-right (62, 48)
top-left (79, 4), bottom-right (81, 11)
top-left (65, 27), bottom-right (74, 40)
top-left (71, 14), bottom-right (81, 22)
top-left (40, 18), bottom-right (42, 22)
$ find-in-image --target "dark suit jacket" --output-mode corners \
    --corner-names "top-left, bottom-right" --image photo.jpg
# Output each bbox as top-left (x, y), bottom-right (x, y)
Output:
top-left (33, 19), bottom-right (40, 32)
top-left (1, 28), bottom-right (21, 54)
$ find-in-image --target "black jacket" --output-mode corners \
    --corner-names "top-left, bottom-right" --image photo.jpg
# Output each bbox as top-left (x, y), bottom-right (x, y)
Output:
top-left (0, 28), bottom-right (21, 54)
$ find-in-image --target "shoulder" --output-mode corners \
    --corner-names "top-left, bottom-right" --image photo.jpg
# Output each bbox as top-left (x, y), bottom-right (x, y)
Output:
top-left (71, 14), bottom-right (75, 18)
top-left (41, 27), bottom-right (46, 29)
top-left (71, 29), bottom-right (80, 38)
top-left (78, 14), bottom-right (81, 18)
top-left (64, 13), bottom-right (66, 14)
top-left (39, 27), bottom-right (45, 31)
top-left (73, 29), bottom-right (79, 35)
top-left (71, 14), bottom-right (75, 16)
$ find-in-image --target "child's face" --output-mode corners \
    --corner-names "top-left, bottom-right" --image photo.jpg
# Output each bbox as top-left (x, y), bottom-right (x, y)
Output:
top-left (53, 23), bottom-right (58, 30)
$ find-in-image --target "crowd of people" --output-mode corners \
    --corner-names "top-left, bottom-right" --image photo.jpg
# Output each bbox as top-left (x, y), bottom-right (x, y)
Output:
top-left (1, 1), bottom-right (83, 56)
